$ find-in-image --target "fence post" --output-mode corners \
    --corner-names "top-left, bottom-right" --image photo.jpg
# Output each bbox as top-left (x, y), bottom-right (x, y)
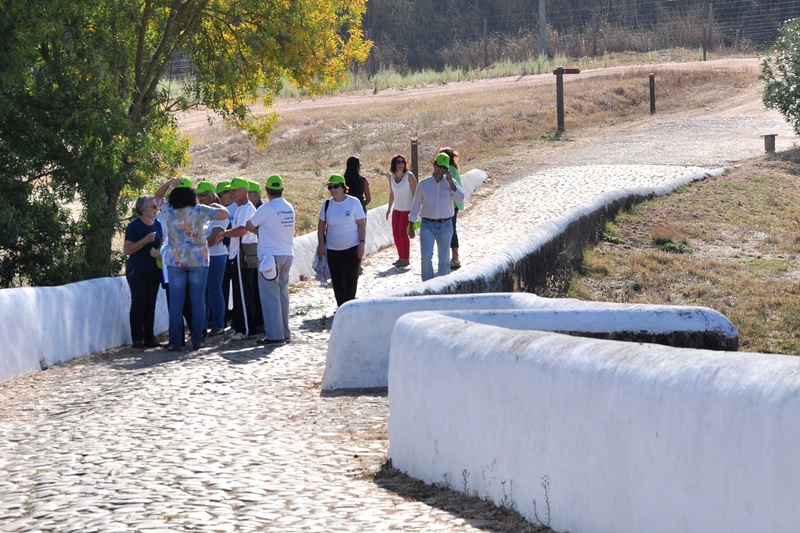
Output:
top-left (483, 18), bottom-right (488, 69)
top-left (592, 9), bottom-right (598, 58)
top-left (539, 0), bottom-right (547, 58)
top-left (649, 73), bottom-right (656, 114)
top-left (704, 3), bottom-right (713, 61)
top-left (410, 138), bottom-right (419, 180)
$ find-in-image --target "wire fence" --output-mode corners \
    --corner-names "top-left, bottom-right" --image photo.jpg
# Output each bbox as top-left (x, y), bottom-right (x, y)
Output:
top-left (164, 0), bottom-right (800, 81)
top-left (362, 0), bottom-right (800, 72)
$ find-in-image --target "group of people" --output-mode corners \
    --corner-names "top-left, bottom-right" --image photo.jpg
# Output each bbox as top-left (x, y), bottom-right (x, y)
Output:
top-left (123, 148), bottom-right (465, 349)
top-left (124, 175), bottom-right (296, 351)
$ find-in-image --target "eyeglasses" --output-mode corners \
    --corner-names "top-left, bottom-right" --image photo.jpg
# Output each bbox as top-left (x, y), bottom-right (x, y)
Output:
top-left (149, 205), bottom-right (159, 210)
top-left (327, 184), bottom-right (342, 190)
top-left (396, 160), bottom-right (405, 164)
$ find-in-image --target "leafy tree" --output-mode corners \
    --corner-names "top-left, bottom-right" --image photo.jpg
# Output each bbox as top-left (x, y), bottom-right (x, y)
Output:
top-left (0, 0), bottom-right (370, 287)
top-left (761, 17), bottom-right (800, 136)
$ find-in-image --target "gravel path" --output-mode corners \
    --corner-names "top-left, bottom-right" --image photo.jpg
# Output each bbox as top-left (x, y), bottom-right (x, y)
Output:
top-left (0, 78), bottom-right (796, 532)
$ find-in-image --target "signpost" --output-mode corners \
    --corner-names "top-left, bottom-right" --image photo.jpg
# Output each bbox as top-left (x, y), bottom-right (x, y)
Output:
top-left (553, 66), bottom-right (581, 133)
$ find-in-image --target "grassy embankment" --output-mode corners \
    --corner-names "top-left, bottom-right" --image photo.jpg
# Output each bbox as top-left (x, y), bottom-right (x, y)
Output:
top-left (565, 148), bottom-right (800, 355)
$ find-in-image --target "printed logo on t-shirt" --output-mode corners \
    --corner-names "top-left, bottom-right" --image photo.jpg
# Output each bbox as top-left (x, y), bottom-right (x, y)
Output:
top-left (345, 210), bottom-right (351, 217)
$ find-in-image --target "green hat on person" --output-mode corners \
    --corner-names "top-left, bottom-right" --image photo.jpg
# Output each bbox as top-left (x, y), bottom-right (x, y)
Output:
top-left (196, 181), bottom-right (216, 195)
top-left (215, 181), bottom-right (231, 194)
top-left (326, 174), bottom-right (346, 186)
top-left (247, 180), bottom-right (262, 194)
top-left (435, 153), bottom-right (450, 168)
top-left (265, 174), bottom-right (284, 191)
top-left (174, 176), bottom-right (194, 188)
top-left (230, 177), bottom-right (249, 190)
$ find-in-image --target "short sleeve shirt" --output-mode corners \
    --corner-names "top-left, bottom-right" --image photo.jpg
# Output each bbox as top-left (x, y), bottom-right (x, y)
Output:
top-left (319, 195), bottom-right (365, 251)
top-left (125, 218), bottom-right (162, 273)
top-left (249, 197), bottom-right (296, 257)
top-left (157, 198), bottom-right (218, 267)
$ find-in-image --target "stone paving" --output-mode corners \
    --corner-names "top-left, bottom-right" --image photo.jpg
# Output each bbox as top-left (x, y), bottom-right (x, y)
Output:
top-left (0, 106), bottom-right (795, 531)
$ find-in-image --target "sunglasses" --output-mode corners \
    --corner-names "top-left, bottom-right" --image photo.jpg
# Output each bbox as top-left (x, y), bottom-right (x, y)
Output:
top-left (396, 160), bottom-right (405, 164)
top-left (327, 184), bottom-right (342, 190)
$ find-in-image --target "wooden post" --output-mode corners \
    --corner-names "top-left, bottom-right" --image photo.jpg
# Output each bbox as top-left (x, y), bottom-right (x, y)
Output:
top-left (592, 9), bottom-right (598, 58)
top-left (483, 18), bottom-right (488, 69)
top-left (539, 0), bottom-right (547, 58)
top-left (410, 138), bottom-right (419, 180)
top-left (556, 67), bottom-right (565, 133)
top-left (553, 67), bottom-right (581, 133)
top-left (649, 73), bottom-right (656, 114)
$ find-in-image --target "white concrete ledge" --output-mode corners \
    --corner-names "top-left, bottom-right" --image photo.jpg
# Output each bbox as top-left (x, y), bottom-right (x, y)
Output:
top-left (388, 312), bottom-right (800, 533)
top-left (0, 277), bottom-right (168, 382)
top-left (321, 293), bottom-right (738, 390)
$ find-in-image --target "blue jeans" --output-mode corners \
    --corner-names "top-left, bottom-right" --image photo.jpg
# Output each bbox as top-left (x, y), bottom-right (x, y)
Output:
top-left (167, 266), bottom-right (208, 348)
top-left (419, 219), bottom-right (454, 281)
top-left (206, 254), bottom-right (227, 331)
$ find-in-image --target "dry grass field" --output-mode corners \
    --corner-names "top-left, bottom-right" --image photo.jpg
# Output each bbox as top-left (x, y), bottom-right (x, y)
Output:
top-left (177, 50), bottom-right (759, 234)
top-left (568, 147), bottom-right (800, 355)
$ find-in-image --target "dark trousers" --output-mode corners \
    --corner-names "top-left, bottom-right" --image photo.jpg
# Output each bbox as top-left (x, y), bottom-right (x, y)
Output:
top-left (223, 258), bottom-right (234, 326)
top-left (231, 255), bottom-right (258, 336)
top-left (126, 268), bottom-right (161, 343)
top-left (327, 245), bottom-right (361, 307)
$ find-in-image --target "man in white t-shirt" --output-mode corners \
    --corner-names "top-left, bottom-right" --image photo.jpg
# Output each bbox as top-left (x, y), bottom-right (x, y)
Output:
top-left (246, 175), bottom-right (296, 345)
top-left (223, 177), bottom-right (259, 339)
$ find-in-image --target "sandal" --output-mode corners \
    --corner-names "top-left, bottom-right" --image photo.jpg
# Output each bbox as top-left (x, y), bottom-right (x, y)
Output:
top-left (450, 260), bottom-right (461, 270)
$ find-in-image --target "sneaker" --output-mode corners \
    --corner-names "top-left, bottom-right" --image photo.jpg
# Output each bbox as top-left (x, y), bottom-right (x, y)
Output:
top-left (450, 259), bottom-right (461, 270)
top-left (167, 345), bottom-right (183, 352)
top-left (144, 340), bottom-right (164, 348)
top-left (257, 337), bottom-right (286, 345)
top-left (395, 260), bottom-right (410, 268)
top-left (229, 332), bottom-right (248, 341)
top-left (283, 338), bottom-right (291, 344)
top-left (190, 343), bottom-right (204, 351)
top-left (208, 328), bottom-right (225, 337)
top-left (131, 340), bottom-right (145, 349)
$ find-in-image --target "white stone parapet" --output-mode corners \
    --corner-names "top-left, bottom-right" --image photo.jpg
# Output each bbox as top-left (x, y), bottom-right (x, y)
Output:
top-left (388, 311), bottom-right (800, 533)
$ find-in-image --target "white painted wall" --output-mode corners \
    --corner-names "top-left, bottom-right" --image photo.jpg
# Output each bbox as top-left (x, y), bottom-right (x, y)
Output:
top-left (321, 293), bottom-right (738, 390)
top-left (0, 277), bottom-right (168, 381)
top-left (388, 312), bottom-right (800, 533)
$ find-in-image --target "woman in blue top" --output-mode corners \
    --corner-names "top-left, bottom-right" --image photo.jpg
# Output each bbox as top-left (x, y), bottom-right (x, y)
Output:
top-left (123, 195), bottom-right (163, 349)
top-left (155, 177), bottom-right (229, 351)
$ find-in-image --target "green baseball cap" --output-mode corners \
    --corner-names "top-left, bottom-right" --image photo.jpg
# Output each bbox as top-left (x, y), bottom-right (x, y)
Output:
top-left (230, 177), bottom-right (249, 190)
top-left (215, 181), bottom-right (231, 194)
top-left (196, 181), bottom-right (216, 195)
top-left (174, 176), bottom-right (194, 188)
top-left (247, 180), bottom-right (262, 193)
top-left (326, 174), bottom-right (346, 186)
top-left (266, 175), bottom-right (284, 191)
top-left (435, 153), bottom-right (450, 168)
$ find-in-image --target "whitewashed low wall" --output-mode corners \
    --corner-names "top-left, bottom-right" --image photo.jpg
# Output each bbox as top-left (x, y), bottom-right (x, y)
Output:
top-left (321, 293), bottom-right (738, 390)
top-left (0, 277), bottom-right (168, 382)
top-left (388, 312), bottom-right (800, 533)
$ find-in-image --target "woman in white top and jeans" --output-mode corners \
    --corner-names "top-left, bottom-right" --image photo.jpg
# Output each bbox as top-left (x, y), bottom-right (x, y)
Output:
top-left (385, 154), bottom-right (417, 268)
top-left (317, 174), bottom-right (366, 307)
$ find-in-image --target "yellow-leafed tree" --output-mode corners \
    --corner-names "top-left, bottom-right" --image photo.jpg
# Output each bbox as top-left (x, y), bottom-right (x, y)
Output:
top-left (0, 0), bottom-right (371, 285)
